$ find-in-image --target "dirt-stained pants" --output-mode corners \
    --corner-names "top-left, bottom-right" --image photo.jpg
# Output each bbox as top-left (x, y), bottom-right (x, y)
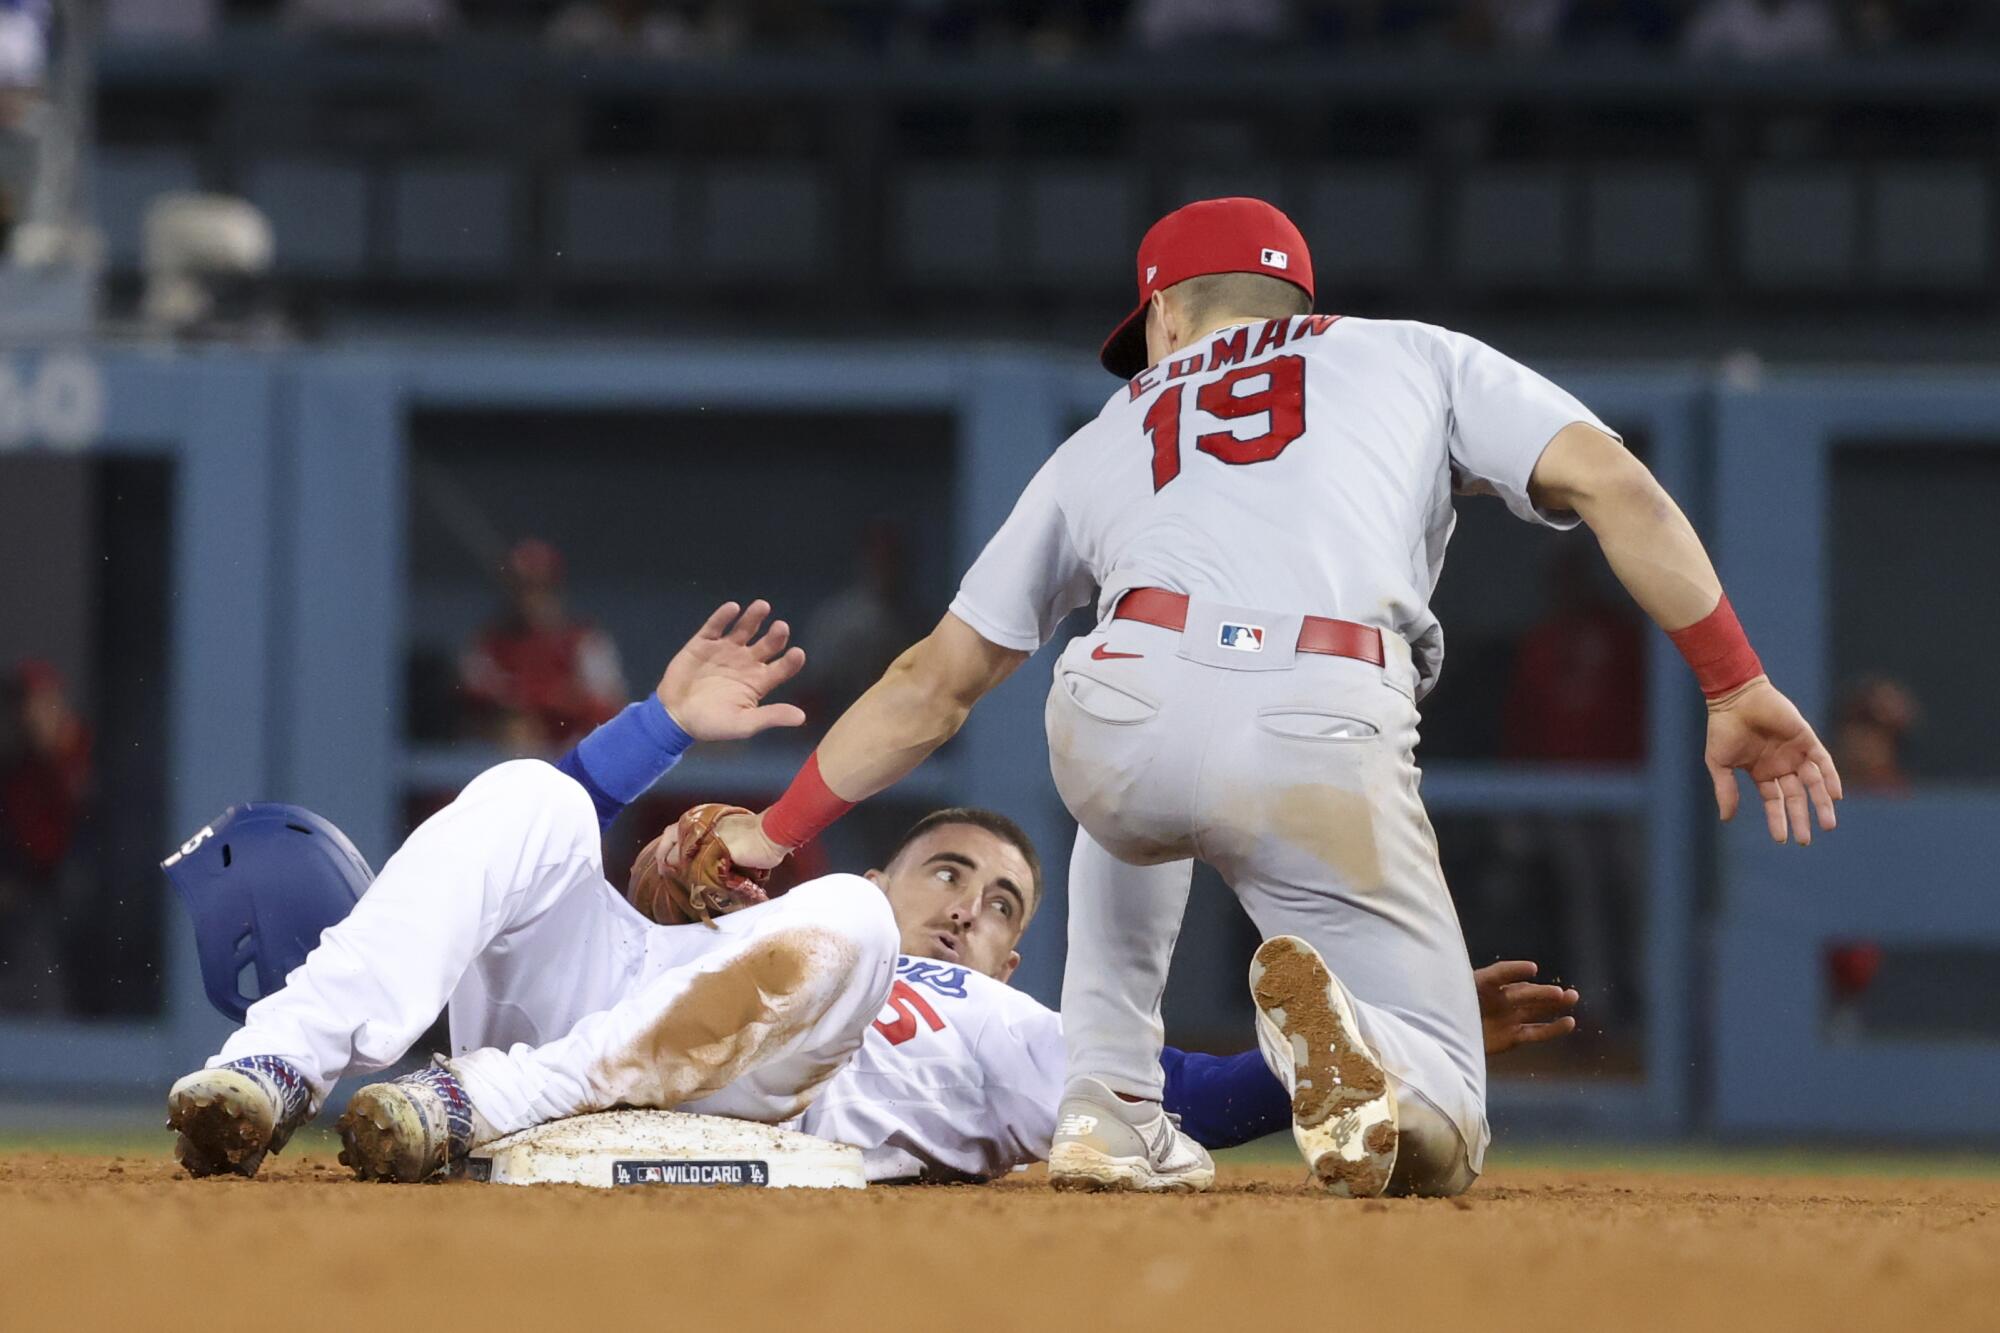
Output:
top-left (213, 760), bottom-right (897, 1134)
top-left (1046, 602), bottom-right (1488, 1194)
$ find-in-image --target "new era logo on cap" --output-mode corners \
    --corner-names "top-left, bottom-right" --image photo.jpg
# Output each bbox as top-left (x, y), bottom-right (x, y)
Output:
top-left (1102, 198), bottom-right (1316, 380)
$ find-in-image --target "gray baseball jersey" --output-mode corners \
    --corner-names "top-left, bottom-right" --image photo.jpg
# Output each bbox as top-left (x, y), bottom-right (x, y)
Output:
top-left (944, 314), bottom-right (1616, 1182)
top-left (948, 315), bottom-right (1614, 695)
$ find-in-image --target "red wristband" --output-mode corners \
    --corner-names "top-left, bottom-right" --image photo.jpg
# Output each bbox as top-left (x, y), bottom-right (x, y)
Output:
top-left (762, 752), bottom-right (855, 851)
top-left (1668, 593), bottom-right (1764, 700)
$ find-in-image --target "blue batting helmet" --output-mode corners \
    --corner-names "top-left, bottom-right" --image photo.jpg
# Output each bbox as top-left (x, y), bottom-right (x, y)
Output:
top-left (162, 803), bottom-right (372, 1022)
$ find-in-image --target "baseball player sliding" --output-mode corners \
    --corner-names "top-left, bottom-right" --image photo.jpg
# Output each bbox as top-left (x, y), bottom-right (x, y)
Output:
top-left (681, 197), bottom-right (1841, 1198)
top-left (162, 633), bottom-right (1579, 1183)
top-left (165, 602), bottom-right (913, 1180)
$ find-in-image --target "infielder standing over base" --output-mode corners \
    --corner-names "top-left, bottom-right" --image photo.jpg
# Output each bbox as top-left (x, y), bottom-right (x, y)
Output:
top-left (705, 197), bottom-right (1841, 1197)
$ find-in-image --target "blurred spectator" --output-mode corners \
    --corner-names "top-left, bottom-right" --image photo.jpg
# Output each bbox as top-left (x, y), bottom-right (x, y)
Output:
top-left (710, 0), bottom-right (837, 53)
top-left (1502, 544), bottom-right (1646, 764)
top-left (1498, 545), bottom-right (1646, 1030)
top-left (1558, 0), bottom-right (1681, 50)
top-left (1852, 0), bottom-right (2000, 48)
top-left (999, 0), bottom-right (1130, 59)
top-left (801, 519), bottom-right (918, 720)
top-left (1459, 0), bottom-right (1567, 51)
top-left (103, 0), bottom-right (218, 41)
top-left (459, 538), bottom-right (628, 750)
top-left (0, 0), bottom-right (45, 94)
top-left (1832, 675), bottom-right (1917, 793)
top-left (546, 0), bottom-right (702, 56)
top-left (1823, 937), bottom-right (1882, 1041)
top-left (0, 658), bottom-right (91, 1014)
top-left (286, 0), bottom-right (456, 38)
top-left (0, 0), bottom-right (45, 146)
top-left (1683, 0), bottom-right (1840, 59)
top-left (150, 0), bottom-right (2000, 57)
top-left (1295, 1), bottom-right (1455, 50)
top-left (0, 0), bottom-right (46, 257)
top-left (1133, 0), bottom-right (1286, 51)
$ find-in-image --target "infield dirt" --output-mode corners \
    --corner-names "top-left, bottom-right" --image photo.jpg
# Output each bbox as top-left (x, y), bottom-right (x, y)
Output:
top-left (3, 1151), bottom-right (1994, 1331)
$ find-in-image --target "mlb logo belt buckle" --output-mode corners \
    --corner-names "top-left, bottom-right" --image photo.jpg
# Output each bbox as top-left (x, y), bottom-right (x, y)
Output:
top-left (1218, 622), bottom-right (1266, 653)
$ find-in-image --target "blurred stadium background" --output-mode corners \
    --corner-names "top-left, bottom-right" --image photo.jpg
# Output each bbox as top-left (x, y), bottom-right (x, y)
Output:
top-left (1, 0), bottom-right (1996, 1150)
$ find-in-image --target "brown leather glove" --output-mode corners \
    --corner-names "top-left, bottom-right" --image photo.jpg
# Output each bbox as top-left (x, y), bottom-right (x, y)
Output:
top-left (626, 802), bottom-right (774, 927)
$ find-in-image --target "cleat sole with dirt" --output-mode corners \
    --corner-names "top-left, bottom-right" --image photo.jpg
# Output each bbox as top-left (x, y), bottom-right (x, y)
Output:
top-left (335, 1085), bottom-right (441, 1183)
top-left (166, 1070), bottom-right (280, 1179)
top-left (1249, 935), bottom-right (1399, 1199)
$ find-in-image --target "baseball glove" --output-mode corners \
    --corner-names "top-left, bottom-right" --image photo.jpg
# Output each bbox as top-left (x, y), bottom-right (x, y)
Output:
top-left (627, 803), bottom-right (773, 927)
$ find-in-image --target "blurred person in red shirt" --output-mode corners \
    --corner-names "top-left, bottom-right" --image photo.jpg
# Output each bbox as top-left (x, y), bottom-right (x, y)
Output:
top-left (1495, 545), bottom-right (1646, 1036)
top-left (0, 657), bottom-right (91, 1012)
top-left (1503, 543), bottom-right (1646, 764)
top-left (459, 539), bottom-right (628, 751)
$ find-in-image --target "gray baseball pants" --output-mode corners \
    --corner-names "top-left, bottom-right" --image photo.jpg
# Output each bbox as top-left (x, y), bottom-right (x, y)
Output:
top-left (1045, 597), bottom-right (1488, 1194)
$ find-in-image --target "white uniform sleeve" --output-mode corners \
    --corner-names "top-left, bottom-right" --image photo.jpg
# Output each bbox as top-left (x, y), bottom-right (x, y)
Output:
top-left (947, 454), bottom-right (1094, 653)
top-left (1427, 326), bottom-right (1617, 530)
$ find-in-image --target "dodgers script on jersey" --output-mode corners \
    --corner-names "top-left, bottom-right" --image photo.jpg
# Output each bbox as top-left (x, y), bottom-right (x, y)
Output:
top-left (798, 956), bottom-right (1062, 1182)
top-left (947, 315), bottom-right (1616, 695)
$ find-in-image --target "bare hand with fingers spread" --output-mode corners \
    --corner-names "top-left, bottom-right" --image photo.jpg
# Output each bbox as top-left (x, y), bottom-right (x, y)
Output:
top-left (656, 599), bottom-right (808, 743)
top-left (625, 599), bottom-right (807, 927)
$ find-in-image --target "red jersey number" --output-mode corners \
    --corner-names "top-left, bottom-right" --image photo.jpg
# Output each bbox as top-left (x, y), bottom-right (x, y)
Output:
top-left (872, 980), bottom-right (947, 1046)
top-left (1141, 355), bottom-right (1307, 493)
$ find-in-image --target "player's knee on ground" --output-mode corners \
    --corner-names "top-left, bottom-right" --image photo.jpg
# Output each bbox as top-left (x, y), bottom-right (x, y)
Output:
top-left (1386, 1089), bottom-right (1478, 1198)
top-left (771, 873), bottom-right (900, 975)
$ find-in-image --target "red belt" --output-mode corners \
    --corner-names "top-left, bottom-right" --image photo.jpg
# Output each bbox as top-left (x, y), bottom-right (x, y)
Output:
top-left (1111, 588), bottom-right (1386, 668)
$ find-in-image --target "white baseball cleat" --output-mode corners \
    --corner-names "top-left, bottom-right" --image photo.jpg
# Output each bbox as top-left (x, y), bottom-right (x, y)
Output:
top-left (1249, 935), bottom-right (1399, 1198)
top-left (166, 1055), bottom-right (315, 1179)
top-left (1048, 1077), bottom-right (1216, 1193)
top-left (336, 1059), bottom-right (488, 1183)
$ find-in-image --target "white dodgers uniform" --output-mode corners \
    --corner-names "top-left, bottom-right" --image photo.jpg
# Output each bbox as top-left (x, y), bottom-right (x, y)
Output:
top-left (214, 756), bottom-right (1067, 1176)
top-left (801, 957), bottom-right (1064, 1182)
top-left (212, 760), bottom-right (900, 1135)
top-left (948, 314), bottom-right (1615, 1191)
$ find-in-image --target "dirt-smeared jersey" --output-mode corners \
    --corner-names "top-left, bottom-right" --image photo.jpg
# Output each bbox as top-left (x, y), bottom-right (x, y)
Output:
top-left (797, 956), bottom-right (1062, 1182)
top-left (948, 316), bottom-right (1614, 697)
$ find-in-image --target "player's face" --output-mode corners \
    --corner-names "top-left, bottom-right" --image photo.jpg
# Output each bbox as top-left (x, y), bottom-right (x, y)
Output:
top-left (868, 824), bottom-right (1035, 983)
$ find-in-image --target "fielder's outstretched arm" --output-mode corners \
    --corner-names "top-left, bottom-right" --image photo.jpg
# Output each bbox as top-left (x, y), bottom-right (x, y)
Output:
top-left (1529, 423), bottom-right (1843, 844)
top-left (720, 612), bottom-right (1029, 869)
top-left (1529, 423), bottom-right (1723, 631)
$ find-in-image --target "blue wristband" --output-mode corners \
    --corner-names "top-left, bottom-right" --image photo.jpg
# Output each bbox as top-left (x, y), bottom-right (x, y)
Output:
top-left (572, 695), bottom-right (693, 805)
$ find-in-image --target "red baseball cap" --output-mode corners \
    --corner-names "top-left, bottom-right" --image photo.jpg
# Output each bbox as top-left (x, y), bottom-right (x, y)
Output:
top-left (1100, 197), bottom-right (1315, 380)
